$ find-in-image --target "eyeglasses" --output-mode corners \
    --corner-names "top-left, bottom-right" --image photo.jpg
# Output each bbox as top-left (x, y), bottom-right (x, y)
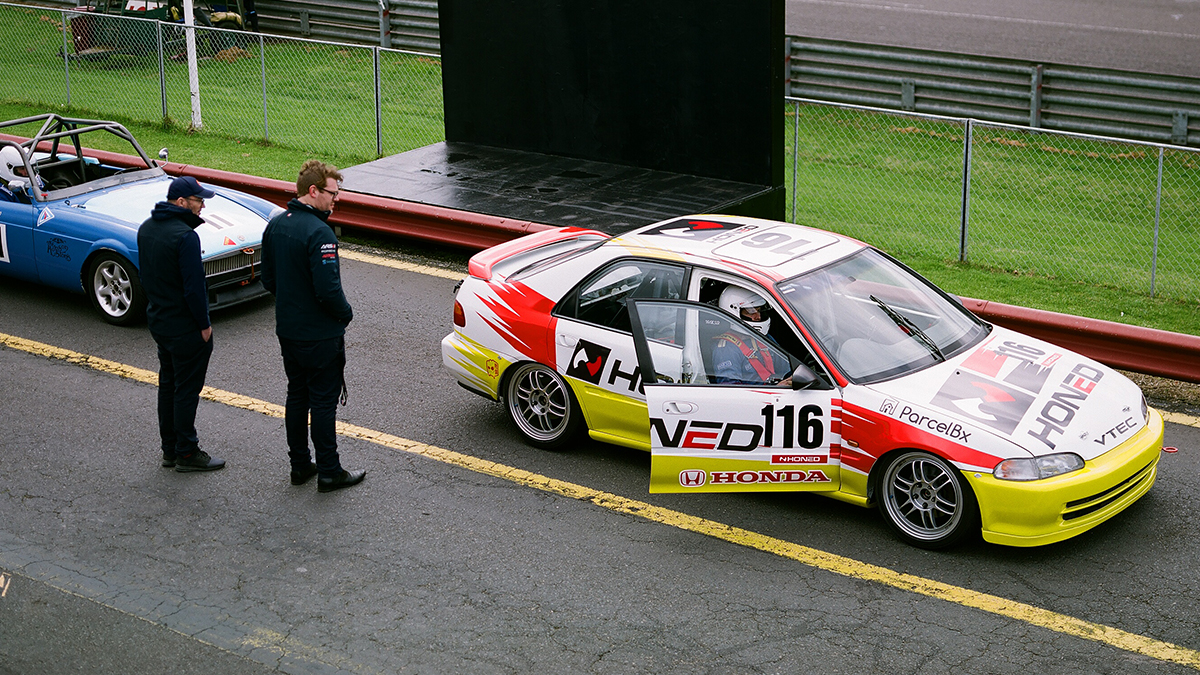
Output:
top-left (316, 186), bottom-right (340, 198)
top-left (186, 196), bottom-right (205, 204)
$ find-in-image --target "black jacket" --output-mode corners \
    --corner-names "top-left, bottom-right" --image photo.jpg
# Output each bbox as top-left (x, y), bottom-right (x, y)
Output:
top-left (137, 202), bottom-right (210, 337)
top-left (261, 199), bottom-right (353, 340)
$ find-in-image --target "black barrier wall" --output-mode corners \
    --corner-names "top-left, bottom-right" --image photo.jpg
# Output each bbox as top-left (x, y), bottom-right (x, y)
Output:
top-left (438, 0), bottom-right (784, 208)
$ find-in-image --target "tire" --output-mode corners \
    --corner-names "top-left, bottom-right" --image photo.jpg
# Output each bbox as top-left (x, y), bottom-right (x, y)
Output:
top-left (504, 362), bottom-right (583, 450)
top-left (877, 451), bottom-right (979, 549)
top-left (87, 252), bottom-right (146, 326)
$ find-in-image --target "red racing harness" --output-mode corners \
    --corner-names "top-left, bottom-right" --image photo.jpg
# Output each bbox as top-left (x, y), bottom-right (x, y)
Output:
top-left (715, 332), bottom-right (775, 381)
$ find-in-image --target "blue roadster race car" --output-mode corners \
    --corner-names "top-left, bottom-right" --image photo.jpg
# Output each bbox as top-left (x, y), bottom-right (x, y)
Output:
top-left (0, 114), bottom-right (280, 325)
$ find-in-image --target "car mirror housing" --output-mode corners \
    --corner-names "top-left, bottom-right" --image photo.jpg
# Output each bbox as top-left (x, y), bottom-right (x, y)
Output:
top-left (791, 363), bottom-right (819, 390)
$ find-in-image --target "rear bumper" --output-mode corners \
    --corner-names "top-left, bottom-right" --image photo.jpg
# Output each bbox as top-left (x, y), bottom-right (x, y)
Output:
top-left (441, 330), bottom-right (507, 401)
top-left (972, 408), bottom-right (1163, 547)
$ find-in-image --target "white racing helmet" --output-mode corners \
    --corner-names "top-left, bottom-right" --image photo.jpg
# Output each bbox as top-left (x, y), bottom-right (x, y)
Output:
top-left (719, 285), bottom-right (771, 335)
top-left (0, 145), bottom-right (27, 184)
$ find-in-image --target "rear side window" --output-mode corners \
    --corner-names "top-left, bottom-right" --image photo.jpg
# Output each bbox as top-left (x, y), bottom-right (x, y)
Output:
top-left (558, 260), bottom-right (686, 333)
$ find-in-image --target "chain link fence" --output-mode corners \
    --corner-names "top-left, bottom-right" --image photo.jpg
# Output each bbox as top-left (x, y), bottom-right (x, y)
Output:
top-left (1, 4), bottom-right (1195, 302)
top-left (0, 2), bottom-right (442, 161)
top-left (786, 98), bottom-right (1200, 302)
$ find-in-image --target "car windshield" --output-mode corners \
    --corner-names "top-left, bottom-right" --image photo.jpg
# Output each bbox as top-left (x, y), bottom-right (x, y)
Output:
top-left (777, 249), bottom-right (988, 383)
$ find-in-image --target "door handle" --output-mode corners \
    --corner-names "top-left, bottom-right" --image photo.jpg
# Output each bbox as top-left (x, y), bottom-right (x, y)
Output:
top-left (662, 401), bottom-right (697, 414)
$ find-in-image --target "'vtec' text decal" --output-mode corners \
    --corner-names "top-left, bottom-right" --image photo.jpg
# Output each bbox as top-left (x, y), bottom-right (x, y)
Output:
top-left (651, 404), bottom-right (824, 451)
top-left (1026, 363), bottom-right (1104, 450)
top-left (678, 469), bottom-right (831, 487)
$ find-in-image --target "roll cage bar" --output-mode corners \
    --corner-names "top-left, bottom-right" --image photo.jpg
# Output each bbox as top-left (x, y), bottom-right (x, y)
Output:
top-left (0, 113), bottom-right (162, 202)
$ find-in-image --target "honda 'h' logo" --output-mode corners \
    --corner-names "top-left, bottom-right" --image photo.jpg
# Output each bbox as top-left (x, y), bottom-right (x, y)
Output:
top-left (679, 470), bottom-right (707, 487)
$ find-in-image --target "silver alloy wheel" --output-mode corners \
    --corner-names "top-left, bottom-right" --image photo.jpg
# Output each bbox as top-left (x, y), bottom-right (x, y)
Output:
top-left (92, 257), bottom-right (134, 318)
top-left (881, 451), bottom-right (965, 544)
top-left (506, 363), bottom-right (573, 444)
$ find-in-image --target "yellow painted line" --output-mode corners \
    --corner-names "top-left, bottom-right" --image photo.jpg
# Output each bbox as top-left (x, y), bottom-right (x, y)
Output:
top-left (3, 329), bottom-right (1199, 671)
top-left (340, 249), bottom-right (466, 281)
top-left (1163, 410), bottom-right (1200, 429)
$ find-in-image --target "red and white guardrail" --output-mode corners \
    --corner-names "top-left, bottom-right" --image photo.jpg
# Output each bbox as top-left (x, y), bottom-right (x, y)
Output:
top-left (7, 137), bottom-right (1198, 383)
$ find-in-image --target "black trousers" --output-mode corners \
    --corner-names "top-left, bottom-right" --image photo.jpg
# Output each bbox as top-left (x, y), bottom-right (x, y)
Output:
top-left (153, 330), bottom-right (214, 458)
top-left (279, 336), bottom-right (345, 478)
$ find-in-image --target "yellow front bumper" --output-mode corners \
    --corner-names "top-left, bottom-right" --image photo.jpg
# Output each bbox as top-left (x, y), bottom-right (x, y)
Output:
top-left (970, 408), bottom-right (1163, 547)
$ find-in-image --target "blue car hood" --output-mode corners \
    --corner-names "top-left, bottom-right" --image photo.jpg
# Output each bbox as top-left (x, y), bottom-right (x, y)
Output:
top-left (78, 178), bottom-right (268, 256)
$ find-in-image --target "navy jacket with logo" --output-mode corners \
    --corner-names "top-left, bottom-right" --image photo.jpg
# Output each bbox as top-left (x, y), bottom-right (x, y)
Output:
top-left (261, 198), bottom-right (353, 340)
top-left (137, 202), bottom-right (210, 337)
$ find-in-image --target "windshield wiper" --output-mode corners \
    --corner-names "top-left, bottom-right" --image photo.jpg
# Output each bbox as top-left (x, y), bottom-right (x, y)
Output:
top-left (869, 295), bottom-right (945, 362)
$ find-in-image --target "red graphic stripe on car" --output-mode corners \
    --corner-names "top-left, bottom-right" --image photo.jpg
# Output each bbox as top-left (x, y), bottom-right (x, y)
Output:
top-left (840, 400), bottom-right (1003, 473)
top-left (478, 280), bottom-right (559, 369)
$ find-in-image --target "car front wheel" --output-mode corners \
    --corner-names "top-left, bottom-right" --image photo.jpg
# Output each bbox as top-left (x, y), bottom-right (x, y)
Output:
top-left (504, 363), bottom-right (582, 450)
top-left (878, 450), bottom-right (979, 549)
top-left (88, 252), bottom-right (146, 326)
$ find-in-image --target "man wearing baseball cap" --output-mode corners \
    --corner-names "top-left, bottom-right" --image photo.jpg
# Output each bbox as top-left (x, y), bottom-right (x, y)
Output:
top-left (137, 176), bottom-right (226, 473)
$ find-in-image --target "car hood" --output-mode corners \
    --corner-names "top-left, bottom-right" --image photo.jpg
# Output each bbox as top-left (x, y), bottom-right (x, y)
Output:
top-left (77, 178), bottom-right (268, 258)
top-left (867, 325), bottom-right (1146, 461)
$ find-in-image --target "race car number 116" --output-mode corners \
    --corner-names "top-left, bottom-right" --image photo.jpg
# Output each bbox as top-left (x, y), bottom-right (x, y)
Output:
top-left (762, 404), bottom-right (825, 449)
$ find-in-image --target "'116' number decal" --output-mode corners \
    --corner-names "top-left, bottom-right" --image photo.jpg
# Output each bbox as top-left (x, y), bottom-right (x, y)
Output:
top-left (762, 404), bottom-right (824, 449)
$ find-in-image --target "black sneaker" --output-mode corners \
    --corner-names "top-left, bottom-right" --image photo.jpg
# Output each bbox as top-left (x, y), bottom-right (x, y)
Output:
top-left (317, 469), bottom-right (365, 493)
top-left (174, 450), bottom-right (226, 473)
top-left (290, 462), bottom-right (318, 486)
top-left (162, 453), bottom-right (176, 468)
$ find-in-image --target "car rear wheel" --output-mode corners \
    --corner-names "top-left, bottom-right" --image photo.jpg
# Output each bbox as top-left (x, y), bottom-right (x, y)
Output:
top-left (505, 363), bottom-right (582, 450)
top-left (88, 252), bottom-right (146, 326)
top-left (878, 451), bottom-right (979, 549)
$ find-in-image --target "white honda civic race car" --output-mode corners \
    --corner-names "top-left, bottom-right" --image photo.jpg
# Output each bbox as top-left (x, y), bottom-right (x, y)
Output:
top-left (442, 215), bottom-right (1163, 549)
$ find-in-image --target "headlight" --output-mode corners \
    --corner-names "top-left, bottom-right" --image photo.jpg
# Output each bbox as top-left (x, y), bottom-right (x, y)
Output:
top-left (993, 453), bottom-right (1085, 481)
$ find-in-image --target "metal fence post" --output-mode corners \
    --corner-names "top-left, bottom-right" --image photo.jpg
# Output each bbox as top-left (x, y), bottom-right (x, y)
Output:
top-left (790, 99), bottom-right (800, 223)
top-left (60, 11), bottom-right (71, 106)
top-left (1150, 146), bottom-right (1164, 296)
top-left (158, 21), bottom-right (167, 122)
top-left (1030, 64), bottom-right (1043, 128)
top-left (260, 33), bottom-right (269, 141)
top-left (374, 46), bottom-right (383, 156)
top-left (959, 118), bottom-right (973, 262)
top-left (379, 0), bottom-right (391, 48)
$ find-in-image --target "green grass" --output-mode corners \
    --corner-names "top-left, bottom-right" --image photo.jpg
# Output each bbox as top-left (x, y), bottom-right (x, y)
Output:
top-left (0, 5), bottom-right (444, 160)
top-left (0, 4), bottom-right (1196, 336)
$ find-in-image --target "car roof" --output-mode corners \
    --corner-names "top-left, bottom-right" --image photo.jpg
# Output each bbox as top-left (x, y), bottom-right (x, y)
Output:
top-left (603, 215), bottom-right (869, 283)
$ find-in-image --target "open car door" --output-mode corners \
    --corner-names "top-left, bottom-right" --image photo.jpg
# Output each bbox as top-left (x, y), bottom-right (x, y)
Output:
top-left (628, 299), bottom-right (841, 494)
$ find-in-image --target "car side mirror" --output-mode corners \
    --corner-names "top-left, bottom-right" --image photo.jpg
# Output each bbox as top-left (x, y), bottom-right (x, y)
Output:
top-left (790, 363), bottom-right (819, 390)
top-left (158, 147), bottom-right (169, 161)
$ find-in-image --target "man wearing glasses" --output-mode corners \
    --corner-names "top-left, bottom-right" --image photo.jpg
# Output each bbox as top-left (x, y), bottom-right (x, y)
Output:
top-left (138, 176), bottom-right (226, 472)
top-left (261, 160), bottom-right (364, 493)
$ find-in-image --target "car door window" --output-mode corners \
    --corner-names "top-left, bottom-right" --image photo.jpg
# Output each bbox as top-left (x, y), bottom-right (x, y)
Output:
top-left (559, 260), bottom-right (685, 333)
top-left (629, 300), bottom-right (799, 387)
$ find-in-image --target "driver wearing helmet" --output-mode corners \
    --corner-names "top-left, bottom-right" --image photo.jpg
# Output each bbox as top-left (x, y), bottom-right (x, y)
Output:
top-left (711, 285), bottom-right (794, 386)
top-left (0, 145), bottom-right (37, 203)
